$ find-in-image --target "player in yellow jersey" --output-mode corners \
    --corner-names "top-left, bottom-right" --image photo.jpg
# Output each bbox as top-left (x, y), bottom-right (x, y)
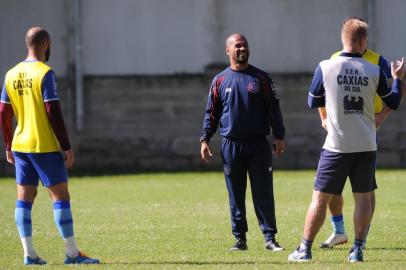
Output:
top-left (0, 27), bottom-right (99, 265)
top-left (317, 17), bottom-right (406, 249)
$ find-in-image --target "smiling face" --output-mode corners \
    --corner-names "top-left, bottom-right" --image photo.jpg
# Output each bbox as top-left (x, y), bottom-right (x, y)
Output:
top-left (226, 34), bottom-right (250, 66)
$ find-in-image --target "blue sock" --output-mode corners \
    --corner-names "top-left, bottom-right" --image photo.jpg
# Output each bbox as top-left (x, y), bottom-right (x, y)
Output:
top-left (331, 214), bottom-right (345, 234)
top-left (53, 201), bottom-right (74, 238)
top-left (15, 200), bottom-right (33, 238)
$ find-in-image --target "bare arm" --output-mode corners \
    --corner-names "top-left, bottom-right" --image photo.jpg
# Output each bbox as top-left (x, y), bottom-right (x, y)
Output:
top-left (318, 107), bottom-right (327, 131)
top-left (375, 78), bottom-right (406, 128)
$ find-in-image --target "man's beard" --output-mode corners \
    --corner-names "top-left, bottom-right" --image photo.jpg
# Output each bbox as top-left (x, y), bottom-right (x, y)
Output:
top-left (45, 48), bottom-right (51, 62)
top-left (235, 52), bottom-right (249, 64)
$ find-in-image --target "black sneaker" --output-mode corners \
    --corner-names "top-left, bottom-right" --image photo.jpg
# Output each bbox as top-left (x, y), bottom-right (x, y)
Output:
top-left (230, 238), bottom-right (248, 251)
top-left (265, 239), bottom-right (284, 251)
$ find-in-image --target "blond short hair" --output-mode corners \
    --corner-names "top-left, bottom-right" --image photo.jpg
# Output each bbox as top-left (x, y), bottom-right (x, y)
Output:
top-left (341, 17), bottom-right (368, 45)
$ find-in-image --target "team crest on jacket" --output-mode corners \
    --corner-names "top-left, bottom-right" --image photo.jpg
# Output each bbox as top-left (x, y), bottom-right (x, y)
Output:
top-left (247, 81), bottom-right (259, 93)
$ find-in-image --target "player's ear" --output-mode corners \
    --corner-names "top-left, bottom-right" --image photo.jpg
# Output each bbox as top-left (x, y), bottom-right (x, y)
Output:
top-left (360, 37), bottom-right (367, 52)
top-left (44, 39), bottom-right (51, 49)
top-left (42, 40), bottom-right (48, 51)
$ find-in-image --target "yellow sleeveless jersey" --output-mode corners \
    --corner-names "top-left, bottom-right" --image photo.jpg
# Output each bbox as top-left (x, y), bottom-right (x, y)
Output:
top-left (331, 49), bottom-right (385, 113)
top-left (4, 61), bottom-right (60, 153)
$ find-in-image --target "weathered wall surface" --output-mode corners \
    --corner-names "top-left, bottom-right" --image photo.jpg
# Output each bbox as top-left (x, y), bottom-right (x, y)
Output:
top-left (1, 0), bottom-right (406, 175)
top-left (1, 73), bottom-right (405, 175)
top-left (34, 73), bottom-right (406, 174)
top-left (2, 0), bottom-right (406, 77)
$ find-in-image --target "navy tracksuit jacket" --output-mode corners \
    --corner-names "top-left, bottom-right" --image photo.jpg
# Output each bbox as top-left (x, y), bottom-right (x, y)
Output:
top-left (201, 65), bottom-right (285, 241)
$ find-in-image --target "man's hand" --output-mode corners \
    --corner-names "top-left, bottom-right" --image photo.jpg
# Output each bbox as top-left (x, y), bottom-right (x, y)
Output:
top-left (273, 139), bottom-right (285, 158)
top-left (64, 149), bottom-right (75, 169)
top-left (375, 111), bottom-right (389, 129)
top-left (391, 57), bottom-right (405, 79)
top-left (321, 118), bottom-right (327, 132)
top-left (6, 150), bottom-right (14, 165)
top-left (318, 107), bottom-right (327, 132)
top-left (200, 141), bottom-right (213, 164)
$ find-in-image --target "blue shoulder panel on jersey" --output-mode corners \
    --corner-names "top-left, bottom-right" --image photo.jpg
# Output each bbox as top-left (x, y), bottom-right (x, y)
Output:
top-left (308, 64), bottom-right (325, 108)
top-left (378, 56), bottom-right (392, 79)
top-left (42, 70), bottom-right (59, 102)
top-left (0, 84), bottom-right (10, 103)
top-left (377, 68), bottom-right (401, 110)
top-left (377, 68), bottom-right (390, 97)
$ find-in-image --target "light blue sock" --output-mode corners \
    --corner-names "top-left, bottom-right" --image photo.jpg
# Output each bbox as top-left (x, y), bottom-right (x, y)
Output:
top-left (331, 214), bottom-right (345, 234)
top-left (15, 200), bottom-right (33, 238)
top-left (53, 201), bottom-right (74, 238)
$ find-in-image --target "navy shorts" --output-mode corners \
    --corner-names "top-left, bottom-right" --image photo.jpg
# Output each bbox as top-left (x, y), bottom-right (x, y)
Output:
top-left (314, 149), bottom-right (377, 195)
top-left (13, 151), bottom-right (68, 187)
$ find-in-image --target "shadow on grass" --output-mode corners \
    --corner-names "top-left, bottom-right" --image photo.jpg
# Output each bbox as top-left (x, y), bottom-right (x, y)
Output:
top-left (112, 257), bottom-right (406, 265)
top-left (318, 247), bottom-right (406, 252)
top-left (103, 261), bottom-right (284, 266)
top-left (49, 257), bottom-right (406, 267)
top-left (364, 247), bottom-right (406, 251)
top-left (102, 260), bottom-right (352, 266)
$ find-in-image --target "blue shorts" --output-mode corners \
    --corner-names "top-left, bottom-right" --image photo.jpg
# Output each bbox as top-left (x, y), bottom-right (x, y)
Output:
top-left (314, 149), bottom-right (377, 195)
top-left (13, 151), bottom-right (68, 187)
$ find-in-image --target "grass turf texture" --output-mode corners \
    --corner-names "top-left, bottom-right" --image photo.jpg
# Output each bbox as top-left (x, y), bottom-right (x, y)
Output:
top-left (0, 170), bottom-right (405, 269)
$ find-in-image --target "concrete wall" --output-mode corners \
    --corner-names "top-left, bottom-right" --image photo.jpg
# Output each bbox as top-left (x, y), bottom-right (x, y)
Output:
top-left (1, 0), bottom-right (406, 174)
top-left (0, 0), bottom-right (70, 77)
top-left (2, 0), bottom-right (405, 77)
top-left (374, 0), bottom-right (406, 60)
top-left (1, 71), bottom-right (405, 175)
top-left (80, 0), bottom-right (367, 74)
top-left (19, 73), bottom-right (406, 174)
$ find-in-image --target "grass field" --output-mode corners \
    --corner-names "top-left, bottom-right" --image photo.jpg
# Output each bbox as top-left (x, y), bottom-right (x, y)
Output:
top-left (0, 170), bottom-right (405, 270)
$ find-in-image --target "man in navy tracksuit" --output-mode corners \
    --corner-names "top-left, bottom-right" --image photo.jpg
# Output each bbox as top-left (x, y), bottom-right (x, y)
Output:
top-left (200, 33), bottom-right (285, 251)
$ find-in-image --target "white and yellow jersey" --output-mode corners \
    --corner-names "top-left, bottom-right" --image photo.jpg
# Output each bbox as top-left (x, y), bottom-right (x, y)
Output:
top-left (331, 49), bottom-right (392, 113)
top-left (1, 61), bottom-right (60, 153)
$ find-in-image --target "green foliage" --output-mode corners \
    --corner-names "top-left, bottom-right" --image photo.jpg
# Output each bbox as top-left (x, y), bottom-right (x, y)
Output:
top-left (0, 170), bottom-right (405, 269)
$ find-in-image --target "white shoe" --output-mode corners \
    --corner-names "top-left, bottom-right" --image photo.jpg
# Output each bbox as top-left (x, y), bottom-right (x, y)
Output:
top-left (320, 233), bottom-right (348, 248)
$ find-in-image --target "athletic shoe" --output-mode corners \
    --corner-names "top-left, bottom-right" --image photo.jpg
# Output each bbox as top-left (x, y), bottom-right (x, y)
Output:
top-left (24, 256), bottom-right (47, 265)
top-left (320, 232), bottom-right (348, 248)
top-left (229, 238), bottom-right (248, 251)
top-left (348, 247), bottom-right (363, 262)
top-left (288, 247), bottom-right (312, 262)
top-left (265, 239), bottom-right (284, 251)
top-left (64, 251), bottom-right (100, 264)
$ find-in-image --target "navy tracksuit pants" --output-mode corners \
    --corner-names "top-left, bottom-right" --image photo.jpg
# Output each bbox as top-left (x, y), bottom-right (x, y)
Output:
top-left (221, 137), bottom-right (277, 241)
